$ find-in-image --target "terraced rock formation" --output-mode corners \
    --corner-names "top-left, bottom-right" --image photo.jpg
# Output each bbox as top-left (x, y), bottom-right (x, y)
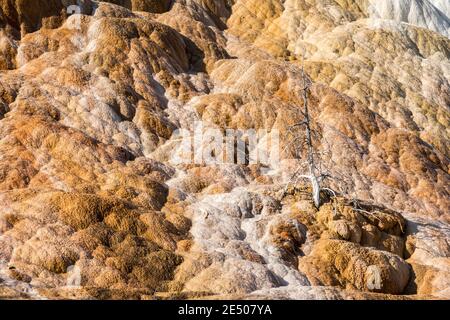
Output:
top-left (0, 0), bottom-right (448, 299)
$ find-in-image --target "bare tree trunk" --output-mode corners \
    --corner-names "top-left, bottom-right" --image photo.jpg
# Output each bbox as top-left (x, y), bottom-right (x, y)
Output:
top-left (283, 57), bottom-right (329, 208)
top-left (284, 57), bottom-right (347, 208)
top-left (300, 65), bottom-right (321, 208)
top-left (310, 175), bottom-right (321, 208)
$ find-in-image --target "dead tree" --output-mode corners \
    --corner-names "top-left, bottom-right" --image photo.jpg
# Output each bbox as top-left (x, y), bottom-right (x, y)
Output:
top-left (282, 59), bottom-right (334, 208)
top-left (296, 65), bottom-right (322, 207)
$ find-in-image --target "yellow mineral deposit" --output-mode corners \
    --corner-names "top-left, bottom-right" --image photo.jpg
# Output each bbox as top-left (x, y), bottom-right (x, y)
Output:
top-left (0, 0), bottom-right (448, 300)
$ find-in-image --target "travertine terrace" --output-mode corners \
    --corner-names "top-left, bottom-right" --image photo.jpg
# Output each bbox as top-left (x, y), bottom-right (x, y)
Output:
top-left (0, 0), bottom-right (449, 299)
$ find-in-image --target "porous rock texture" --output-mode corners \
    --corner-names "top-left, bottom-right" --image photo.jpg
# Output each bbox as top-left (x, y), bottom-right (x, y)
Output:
top-left (0, 0), bottom-right (449, 299)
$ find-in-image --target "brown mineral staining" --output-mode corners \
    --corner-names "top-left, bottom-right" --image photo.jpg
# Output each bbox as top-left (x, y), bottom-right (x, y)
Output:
top-left (269, 217), bottom-right (307, 267)
top-left (298, 239), bottom-right (410, 294)
top-left (0, 0), bottom-right (449, 300)
top-left (104, 0), bottom-right (172, 14)
top-left (405, 262), bottom-right (450, 297)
